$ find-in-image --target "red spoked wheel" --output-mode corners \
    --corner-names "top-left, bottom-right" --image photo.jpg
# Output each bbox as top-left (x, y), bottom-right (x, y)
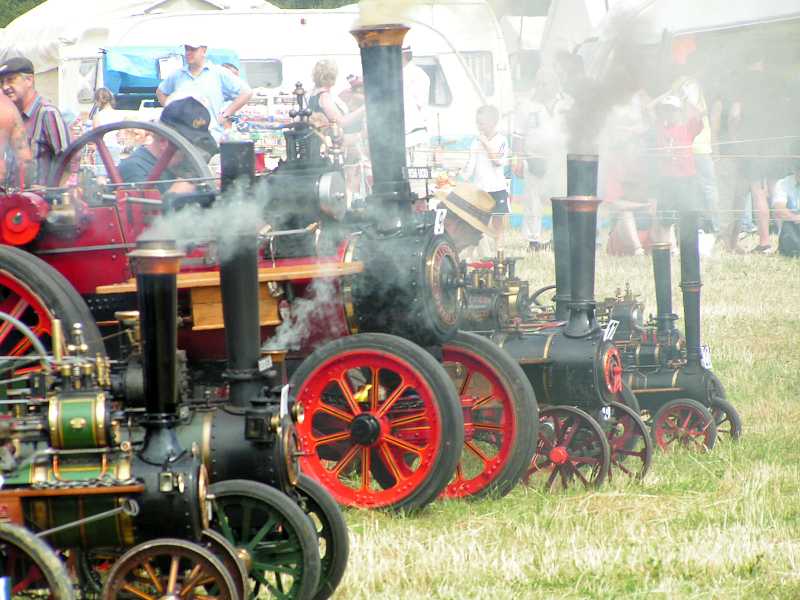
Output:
top-left (0, 245), bottom-right (104, 369)
top-left (524, 406), bottom-right (610, 491)
top-left (440, 331), bottom-right (538, 499)
top-left (604, 401), bottom-right (652, 481)
top-left (49, 120), bottom-right (213, 191)
top-left (290, 333), bottom-right (463, 511)
top-left (651, 398), bottom-right (717, 452)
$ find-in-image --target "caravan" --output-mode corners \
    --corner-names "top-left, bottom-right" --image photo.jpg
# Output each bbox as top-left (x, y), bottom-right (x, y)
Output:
top-left (1, 0), bottom-right (514, 169)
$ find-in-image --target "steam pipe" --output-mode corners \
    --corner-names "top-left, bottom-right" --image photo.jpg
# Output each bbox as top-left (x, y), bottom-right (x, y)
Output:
top-left (219, 142), bottom-right (264, 407)
top-left (651, 242), bottom-right (677, 337)
top-left (550, 197), bottom-right (571, 321)
top-left (564, 196), bottom-right (601, 338)
top-left (351, 24), bottom-right (412, 212)
top-left (678, 210), bottom-right (702, 368)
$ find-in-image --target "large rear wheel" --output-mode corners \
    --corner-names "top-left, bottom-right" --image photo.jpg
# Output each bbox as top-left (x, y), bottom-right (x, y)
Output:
top-left (440, 331), bottom-right (538, 499)
top-left (0, 244), bottom-right (104, 357)
top-left (290, 333), bottom-right (464, 511)
top-left (209, 479), bottom-right (321, 599)
top-left (295, 474), bottom-right (349, 600)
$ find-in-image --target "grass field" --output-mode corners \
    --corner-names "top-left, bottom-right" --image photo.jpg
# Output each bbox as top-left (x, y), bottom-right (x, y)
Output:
top-left (332, 242), bottom-right (800, 599)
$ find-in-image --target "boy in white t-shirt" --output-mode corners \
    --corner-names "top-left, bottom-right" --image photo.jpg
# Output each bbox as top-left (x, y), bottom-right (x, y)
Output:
top-left (461, 105), bottom-right (509, 214)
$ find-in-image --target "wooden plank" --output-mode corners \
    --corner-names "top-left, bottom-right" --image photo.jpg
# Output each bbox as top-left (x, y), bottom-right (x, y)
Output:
top-left (96, 261), bottom-right (364, 294)
top-left (190, 284), bottom-right (281, 331)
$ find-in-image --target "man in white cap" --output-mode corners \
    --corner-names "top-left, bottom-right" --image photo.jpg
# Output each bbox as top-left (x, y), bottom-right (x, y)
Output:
top-left (156, 39), bottom-right (252, 144)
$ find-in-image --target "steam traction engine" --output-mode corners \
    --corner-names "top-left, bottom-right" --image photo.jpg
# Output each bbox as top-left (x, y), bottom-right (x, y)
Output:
top-left (0, 23), bottom-right (539, 515)
top-left (458, 157), bottom-right (654, 489)
top-left (596, 210), bottom-right (741, 450)
top-left (0, 244), bottom-right (265, 598)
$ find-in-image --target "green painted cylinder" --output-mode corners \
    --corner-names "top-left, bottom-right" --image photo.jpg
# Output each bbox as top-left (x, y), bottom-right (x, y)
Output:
top-left (48, 392), bottom-right (111, 449)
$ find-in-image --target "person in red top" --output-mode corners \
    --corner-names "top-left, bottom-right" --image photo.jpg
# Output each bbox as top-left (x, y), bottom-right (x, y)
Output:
top-left (651, 94), bottom-right (702, 243)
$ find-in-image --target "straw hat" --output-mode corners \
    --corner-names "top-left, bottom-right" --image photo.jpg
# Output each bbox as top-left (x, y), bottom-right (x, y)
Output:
top-left (439, 183), bottom-right (495, 236)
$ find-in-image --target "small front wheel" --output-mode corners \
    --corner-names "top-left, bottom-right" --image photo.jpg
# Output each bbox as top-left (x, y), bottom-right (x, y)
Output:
top-left (651, 398), bottom-right (717, 452)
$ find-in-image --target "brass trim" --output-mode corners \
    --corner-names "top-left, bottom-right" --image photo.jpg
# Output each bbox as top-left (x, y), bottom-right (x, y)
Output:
top-left (116, 456), bottom-right (132, 482)
top-left (48, 398), bottom-right (62, 449)
top-left (52, 319), bottom-right (63, 362)
top-left (631, 387), bottom-right (683, 393)
top-left (95, 392), bottom-right (107, 447)
top-left (542, 333), bottom-right (556, 360)
top-left (198, 465), bottom-right (210, 530)
top-left (201, 411), bottom-right (214, 473)
top-left (341, 238), bottom-right (359, 334)
top-left (671, 369), bottom-right (680, 387)
top-left (351, 24), bottom-right (410, 48)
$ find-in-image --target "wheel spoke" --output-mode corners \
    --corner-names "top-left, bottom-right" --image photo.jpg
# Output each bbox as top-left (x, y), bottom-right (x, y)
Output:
top-left (178, 564), bottom-right (205, 598)
top-left (0, 298), bottom-right (29, 347)
top-left (336, 376), bottom-right (362, 417)
top-left (122, 583), bottom-right (157, 600)
top-left (384, 433), bottom-right (424, 456)
top-left (359, 447), bottom-right (371, 490)
top-left (568, 462), bottom-right (591, 487)
top-left (212, 503), bottom-right (236, 543)
top-left (388, 411), bottom-right (427, 428)
top-left (166, 555), bottom-right (179, 593)
top-left (472, 422), bottom-right (504, 432)
top-left (142, 560), bottom-right (163, 593)
top-left (458, 370), bottom-right (473, 396)
top-left (316, 403), bottom-right (355, 424)
top-left (376, 384), bottom-right (410, 418)
top-left (560, 419), bottom-right (580, 447)
top-left (311, 431), bottom-right (351, 448)
top-left (545, 466), bottom-right (559, 490)
top-left (331, 444), bottom-right (360, 476)
top-left (378, 442), bottom-right (405, 482)
top-left (370, 367), bottom-right (379, 412)
top-left (147, 143), bottom-right (177, 183)
top-left (94, 137), bottom-right (124, 184)
top-left (471, 393), bottom-right (496, 411)
top-left (246, 515), bottom-right (278, 551)
top-left (465, 440), bottom-right (490, 464)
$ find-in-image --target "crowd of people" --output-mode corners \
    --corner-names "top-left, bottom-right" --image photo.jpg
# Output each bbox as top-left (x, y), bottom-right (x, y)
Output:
top-left (0, 36), bottom-right (796, 259)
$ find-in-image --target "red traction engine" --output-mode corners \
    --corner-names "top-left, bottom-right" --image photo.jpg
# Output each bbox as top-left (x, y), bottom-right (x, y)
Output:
top-left (0, 24), bottom-right (540, 513)
top-left (597, 210), bottom-right (741, 450)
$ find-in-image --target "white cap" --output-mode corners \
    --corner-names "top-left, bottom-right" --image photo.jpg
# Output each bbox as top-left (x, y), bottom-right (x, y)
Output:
top-left (183, 39), bottom-right (208, 49)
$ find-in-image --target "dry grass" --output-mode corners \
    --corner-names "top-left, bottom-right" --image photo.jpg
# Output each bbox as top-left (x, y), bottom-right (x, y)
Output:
top-left (333, 239), bottom-right (800, 599)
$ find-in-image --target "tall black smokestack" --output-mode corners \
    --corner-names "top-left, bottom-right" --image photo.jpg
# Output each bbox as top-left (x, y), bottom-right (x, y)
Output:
top-left (550, 198), bottom-right (571, 321)
top-left (352, 24), bottom-right (412, 217)
top-left (567, 154), bottom-right (599, 196)
top-left (564, 197), bottom-right (602, 338)
top-left (129, 240), bottom-right (183, 419)
top-left (219, 142), bottom-right (263, 407)
top-left (651, 242), bottom-right (677, 337)
top-left (678, 211), bottom-right (702, 367)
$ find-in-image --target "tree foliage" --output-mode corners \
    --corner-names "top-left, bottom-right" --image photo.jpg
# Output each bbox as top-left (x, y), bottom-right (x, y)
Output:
top-left (0, 0), bottom-right (354, 28)
top-left (0, 0), bottom-right (47, 28)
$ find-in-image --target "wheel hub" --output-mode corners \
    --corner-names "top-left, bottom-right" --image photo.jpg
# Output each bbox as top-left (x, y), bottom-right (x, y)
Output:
top-left (350, 414), bottom-right (382, 446)
top-left (549, 446), bottom-right (569, 465)
top-left (236, 547), bottom-right (252, 572)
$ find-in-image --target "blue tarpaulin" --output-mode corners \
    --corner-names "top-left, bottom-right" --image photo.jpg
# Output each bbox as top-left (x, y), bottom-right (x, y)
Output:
top-left (102, 46), bottom-right (242, 93)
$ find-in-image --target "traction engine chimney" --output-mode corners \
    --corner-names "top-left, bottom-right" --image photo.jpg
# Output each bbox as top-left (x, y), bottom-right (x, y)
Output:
top-left (678, 210), bottom-right (703, 367)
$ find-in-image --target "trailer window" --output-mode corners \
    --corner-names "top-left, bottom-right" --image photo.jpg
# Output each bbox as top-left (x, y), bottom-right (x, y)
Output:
top-left (413, 57), bottom-right (452, 107)
top-left (241, 60), bottom-right (283, 88)
top-left (76, 59), bottom-right (99, 103)
top-left (462, 52), bottom-right (494, 96)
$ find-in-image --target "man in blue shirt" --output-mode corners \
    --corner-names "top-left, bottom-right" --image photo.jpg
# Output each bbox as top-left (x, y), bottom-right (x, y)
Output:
top-left (156, 38), bottom-right (252, 144)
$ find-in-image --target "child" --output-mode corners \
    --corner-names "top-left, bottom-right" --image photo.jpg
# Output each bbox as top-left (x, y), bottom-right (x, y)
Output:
top-left (651, 94), bottom-right (702, 245)
top-left (461, 105), bottom-right (509, 222)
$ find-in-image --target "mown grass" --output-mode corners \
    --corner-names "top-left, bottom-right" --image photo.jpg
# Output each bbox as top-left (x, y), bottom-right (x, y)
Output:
top-left (333, 239), bottom-right (800, 599)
